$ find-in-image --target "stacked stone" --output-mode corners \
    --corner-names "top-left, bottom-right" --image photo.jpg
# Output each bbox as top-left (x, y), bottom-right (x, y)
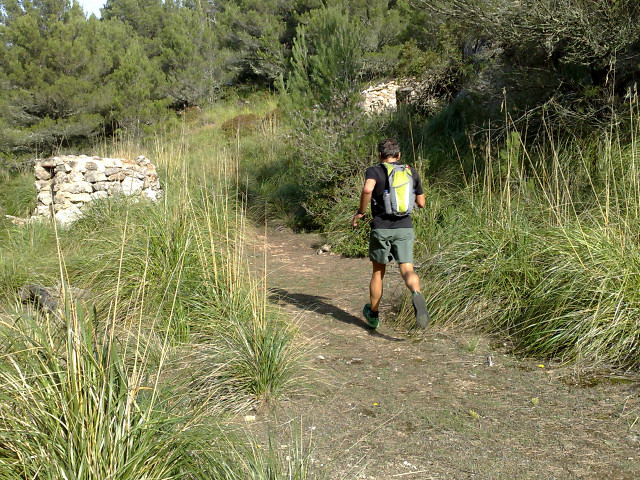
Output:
top-left (34, 155), bottom-right (162, 225)
top-left (360, 79), bottom-right (423, 114)
top-left (360, 81), bottom-right (401, 113)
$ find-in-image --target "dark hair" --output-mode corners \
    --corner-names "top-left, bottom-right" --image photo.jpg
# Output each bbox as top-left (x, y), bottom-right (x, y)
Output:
top-left (378, 138), bottom-right (401, 159)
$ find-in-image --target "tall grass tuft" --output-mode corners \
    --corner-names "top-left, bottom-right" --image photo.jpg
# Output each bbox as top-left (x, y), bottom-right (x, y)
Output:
top-left (0, 171), bottom-right (36, 218)
top-left (1, 95), bottom-right (305, 411)
top-left (412, 94), bottom-right (640, 368)
top-left (232, 422), bottom-right (315, 480)
top-left (187, 311), bottom-right (304, 412)
top-left (0, 301), bottom-right (235, 478)
top-left (68, 140), bottom-right (302, 405)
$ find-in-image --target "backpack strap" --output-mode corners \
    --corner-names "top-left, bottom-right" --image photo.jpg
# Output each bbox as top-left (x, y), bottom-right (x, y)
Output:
top-left (380, 162), bottom-right (391, 190)
top-left (381, 163), bottom-right (412, 177)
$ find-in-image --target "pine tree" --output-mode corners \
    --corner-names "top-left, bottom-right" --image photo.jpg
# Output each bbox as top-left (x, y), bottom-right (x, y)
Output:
top-left (286, 5), bottom-right (363, 111)
top-left (0, 0), bottom-right (171, 153)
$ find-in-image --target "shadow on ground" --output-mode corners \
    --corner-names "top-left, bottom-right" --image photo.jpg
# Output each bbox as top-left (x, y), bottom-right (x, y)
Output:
top-left (269, 287), bottom-right (404, 342)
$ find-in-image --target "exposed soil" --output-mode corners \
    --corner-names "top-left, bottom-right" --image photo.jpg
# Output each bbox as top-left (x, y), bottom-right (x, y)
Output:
top-left (246, 227), bottom-right (640, 479)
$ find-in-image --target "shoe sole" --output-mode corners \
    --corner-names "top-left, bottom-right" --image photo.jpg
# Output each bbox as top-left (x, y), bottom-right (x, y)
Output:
top-left (412, 293), bottom-right (431, 328)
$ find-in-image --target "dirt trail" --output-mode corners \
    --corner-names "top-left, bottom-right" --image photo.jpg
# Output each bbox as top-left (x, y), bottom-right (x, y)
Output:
top-left (249, 227), bottom-right (640, 480)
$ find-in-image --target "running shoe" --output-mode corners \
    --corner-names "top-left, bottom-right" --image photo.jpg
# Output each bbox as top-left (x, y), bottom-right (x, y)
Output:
top-left (363, 303), bottom-right (379, 329)
top-left (412, 291), bottom-right (431, 328)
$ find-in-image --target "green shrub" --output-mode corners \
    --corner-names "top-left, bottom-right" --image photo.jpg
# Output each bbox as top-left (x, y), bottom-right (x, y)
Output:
top-left (406, 113), bottom-right (640, 367)
top-left (420, 199), bottom-right (640, 368)
top-left (187, 310), bottom-right (304, 412)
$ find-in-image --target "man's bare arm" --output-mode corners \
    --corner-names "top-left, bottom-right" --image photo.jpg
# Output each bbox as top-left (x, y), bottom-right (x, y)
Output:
top-left (353, 178), bottom-right (376, 227)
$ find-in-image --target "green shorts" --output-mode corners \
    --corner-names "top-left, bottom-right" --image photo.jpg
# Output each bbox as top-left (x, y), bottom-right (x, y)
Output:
top-left (369, 228), bottom-right (415, 264)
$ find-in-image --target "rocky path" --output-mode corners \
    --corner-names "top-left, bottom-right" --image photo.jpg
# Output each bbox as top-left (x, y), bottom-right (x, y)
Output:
top-left (248, 227), bottom-right (640, 480)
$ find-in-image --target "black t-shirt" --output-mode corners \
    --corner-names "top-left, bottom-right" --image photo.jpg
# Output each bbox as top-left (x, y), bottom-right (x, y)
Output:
top-left (365, 162), bottom-right (424, 229)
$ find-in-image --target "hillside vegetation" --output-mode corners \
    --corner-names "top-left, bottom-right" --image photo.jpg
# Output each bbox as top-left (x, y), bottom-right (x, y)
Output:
top-left (0, 103), bottom-right (311, 477)
top-left (1, 0), bottom-right (640, 476)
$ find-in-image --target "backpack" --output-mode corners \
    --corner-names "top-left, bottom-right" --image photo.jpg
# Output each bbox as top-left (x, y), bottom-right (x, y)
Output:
top-left (381, 163), bottom-right (415, 216)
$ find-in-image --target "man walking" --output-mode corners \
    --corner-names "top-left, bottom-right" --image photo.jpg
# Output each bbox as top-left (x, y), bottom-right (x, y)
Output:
top-left (352, 138), bottom-right (430, 329)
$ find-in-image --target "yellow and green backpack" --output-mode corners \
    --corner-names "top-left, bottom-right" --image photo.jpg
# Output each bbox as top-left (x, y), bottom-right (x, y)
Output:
top-left (381, 163), bottom-right (415, 216)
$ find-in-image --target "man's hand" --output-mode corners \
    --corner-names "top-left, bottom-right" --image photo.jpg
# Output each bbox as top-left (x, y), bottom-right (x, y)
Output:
top-left (352, 212), bottom-right (364, 227)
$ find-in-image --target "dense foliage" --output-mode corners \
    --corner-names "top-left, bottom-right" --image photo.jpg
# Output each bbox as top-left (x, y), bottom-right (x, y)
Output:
top-left (431, 0), bottom-right (640, 135)
top-left (0, 0), bottom-right (417, 159)
top-left (3, 0), bottom-right (635, 158)
top-left (8, 1), bottom-right (640, 475)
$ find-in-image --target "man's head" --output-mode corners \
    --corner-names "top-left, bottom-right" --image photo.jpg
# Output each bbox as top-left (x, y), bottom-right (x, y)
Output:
top-left (378, 138), bottom-right (401, 162)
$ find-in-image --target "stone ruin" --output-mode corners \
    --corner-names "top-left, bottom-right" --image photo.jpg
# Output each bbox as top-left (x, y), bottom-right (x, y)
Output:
top-left (33, 155), bottom-right (162, 225)
top-left (360, 81), bottom-right (401, 113)
top-left (360, 76), bottom-right (459, 115)
top-left (359, 80), bottom-right (417, 114)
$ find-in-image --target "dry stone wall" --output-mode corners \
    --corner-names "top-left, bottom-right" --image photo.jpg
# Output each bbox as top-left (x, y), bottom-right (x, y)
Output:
top-left (34, 155), bottom-right (162, 225)
top-left (360, 81), bottom-right (401, 113)
top-left (359, 80), bottom-right (418, 113)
